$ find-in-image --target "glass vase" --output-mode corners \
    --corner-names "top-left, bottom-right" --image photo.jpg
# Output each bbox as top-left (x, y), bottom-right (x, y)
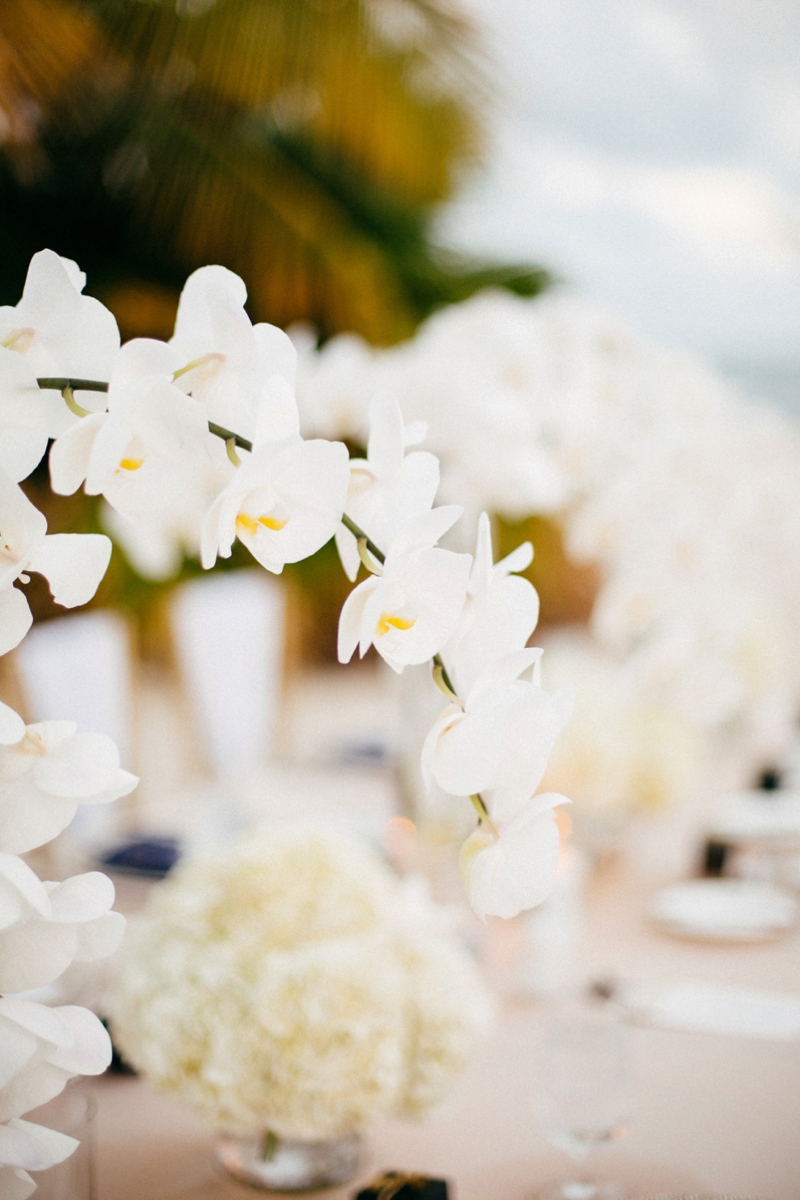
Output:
top-left (215, 1130), bottom-right (362, 1191)
top-left (27, 1086), bottom-right (97, 1200)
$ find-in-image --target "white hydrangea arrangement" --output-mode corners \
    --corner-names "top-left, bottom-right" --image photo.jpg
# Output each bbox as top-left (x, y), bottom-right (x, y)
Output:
top-left (0, 250), bottom-right (574, 1190)
top-left (293, 289), bottom-right (800, 800)
top-left (111, 829), bottom-right (494, 1139)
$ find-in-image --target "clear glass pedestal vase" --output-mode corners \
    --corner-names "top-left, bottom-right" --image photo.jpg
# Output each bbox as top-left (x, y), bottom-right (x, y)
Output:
top-left (215, 1130), bottom-right (362, 1191)
top-left (27, 1087), bottom-right (97, 1200)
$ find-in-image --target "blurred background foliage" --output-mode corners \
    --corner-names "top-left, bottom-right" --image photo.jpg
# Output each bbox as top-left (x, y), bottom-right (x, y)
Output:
top-left (0, 0), bottom-right (547, 344)
top-left (2, 0), bottom-right (552, 656)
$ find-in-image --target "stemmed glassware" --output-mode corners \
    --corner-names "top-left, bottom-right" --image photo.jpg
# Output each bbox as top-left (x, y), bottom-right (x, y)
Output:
top-left (538, 1000), bottom-right (632, 1200)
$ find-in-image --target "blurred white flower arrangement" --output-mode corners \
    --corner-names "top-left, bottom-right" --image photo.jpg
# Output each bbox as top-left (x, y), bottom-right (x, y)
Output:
top-left (538, 630), bottom-right (701, 820)
top-left (111, 829), bottom-right (493, 1140)
top-left (294, 290), bottom-right (800, 797)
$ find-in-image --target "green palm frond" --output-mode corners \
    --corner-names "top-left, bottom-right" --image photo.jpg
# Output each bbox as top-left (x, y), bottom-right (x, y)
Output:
top-left (0, 0), bottom-right (546, 343)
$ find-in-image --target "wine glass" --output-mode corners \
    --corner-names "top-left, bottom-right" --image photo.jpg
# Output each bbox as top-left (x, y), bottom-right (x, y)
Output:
top-left (537, 1000), bottom-right (632, 1200)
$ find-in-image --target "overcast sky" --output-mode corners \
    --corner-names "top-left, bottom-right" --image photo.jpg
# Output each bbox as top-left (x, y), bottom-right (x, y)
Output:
top-left (438, 0), bottom-right (800, 410)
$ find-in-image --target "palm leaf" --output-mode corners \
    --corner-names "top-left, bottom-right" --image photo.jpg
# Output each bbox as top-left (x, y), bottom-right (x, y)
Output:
top-left (0, 0), bottom-right (546, 342)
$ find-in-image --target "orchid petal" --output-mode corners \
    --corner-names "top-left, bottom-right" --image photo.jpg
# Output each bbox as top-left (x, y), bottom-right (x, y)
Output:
top-left (460, 795), bottom-right (568, 920)
top-left (467, 647), bottom-right (543, 707)
top-left (0, 778), bottom-right (78, 856)
top-left (449, 577), bottom-right (540, 698)
top-left (7, 1120), bottom-right (78, 1168)
top-left (47, 872), bottom-right (115, 924)
top-left (109, 338), bottom-right (177, 392)
top-left (0, 1063), bottom-right (70, 1125)
top-left (0, 587), bottom-right (32, 656)
top-left (48, 413), bottom-right (106, 496)
top-left (469, 512), bottom-right (494, 594)
top-left (200, 491), bottom-right (228, 569)
top-left (27, 534), bottom-right (111, 608)
top-left (0, 1122), bottom-right (69, 1171)
top-left (253, 323), bottom-right (298, 386)
top-left (0, 703), bottom-right (24, 746)
top-left (0, 997), bottom-right (70, 1050)
top-left (0, 1023), bottom-right (39, 1090)
top-left (338, 577), bottom-right (379, 663)
top-left (45, 1007), bottom-right (112, 1076)
top-left (428, 694), bottom-right (511, 796)
top-left (0, 920), bottom-right (78, 993)
top-left (253, 376), bottom-right (300, 444)
top-left (366, 393), bottom-right (405, 477)
top-left (495, 540), bottom-right (533, 577)
top-left (0, 854), bottom-right (51, 918)
top-left (392, 505), bottom-right (462, 556)
top-left (334, 523), bottom-right (361, 582)
top-left (420, 705), bottom-right (463, 791)
top-left (0, 470), bottom-right (47, 591)
top-left (0, 351), bottom-right (48, 484)
top-left (32, 732), bottom-right (121, 798)
top-left (173, 265), bottom-right (247, 348)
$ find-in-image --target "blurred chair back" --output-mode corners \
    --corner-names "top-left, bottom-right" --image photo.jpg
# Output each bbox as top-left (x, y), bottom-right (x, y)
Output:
top-left (170, 570), bottom-right (285, 779)
top-left (15, 609), bottom-right (134, 848)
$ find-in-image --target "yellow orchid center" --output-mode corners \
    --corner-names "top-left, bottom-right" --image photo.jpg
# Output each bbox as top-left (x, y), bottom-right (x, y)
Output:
top-left (2, 327), bottom-right (35, 353)
top-left (118, 457), bottom-right (145, 472)
top-left (236, 512), bottom-right (289, 537)
top-left (376, 613), bottom-right (416, 637)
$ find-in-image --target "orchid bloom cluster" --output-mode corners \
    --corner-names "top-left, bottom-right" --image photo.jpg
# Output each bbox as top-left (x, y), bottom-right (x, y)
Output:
top-left (0, 697), bottom-right (130, 1196)
top-left (294, 290), bottom-right (800, 800)
top-left (0, 249), bottom-right (573, 1185)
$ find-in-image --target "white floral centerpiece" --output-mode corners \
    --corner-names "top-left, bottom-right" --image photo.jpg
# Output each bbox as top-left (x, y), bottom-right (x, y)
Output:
top-left (1, 250), bottom-right (573, 1193)
top-left (293, 289), bottom-right (800, 808)
top-left (111, 828), bottom-right (493, 1184)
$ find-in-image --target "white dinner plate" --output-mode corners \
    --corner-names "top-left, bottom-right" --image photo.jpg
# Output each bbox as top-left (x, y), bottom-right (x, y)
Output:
top-left (648, 878), bottom-right (798, 942)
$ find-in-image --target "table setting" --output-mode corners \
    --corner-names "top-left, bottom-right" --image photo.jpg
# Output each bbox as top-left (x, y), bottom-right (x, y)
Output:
top-left (4, 7), bottom-right (800, 1196)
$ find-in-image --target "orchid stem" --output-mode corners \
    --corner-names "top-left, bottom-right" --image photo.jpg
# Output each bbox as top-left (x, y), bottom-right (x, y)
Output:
top-left (38, 377), bottom-right (109, 393)
top-left (341, 513), bottom-right (385, 565)
top-left (225, 437), bottom-right (242, 468)
top-left (357, 537), bottom-right (382, 576)
top-left (61, 385), bottom-right (90, 418)
top-left (470, 794), bottom-right (497, 835)
top-left (208, 421), bottom-right (252, 451)
top-left (432, 662), bottom-right (460, 705)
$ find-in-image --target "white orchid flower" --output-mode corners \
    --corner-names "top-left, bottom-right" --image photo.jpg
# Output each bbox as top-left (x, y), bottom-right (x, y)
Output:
top-left (0, 469), bottom-right (111, 656)
top-left (422, 648), bottom-right (573, 822)
top-left (0, 250), bottom-right (119, 439)
top-left (0, 350), bottom-right (49, 484)
top-left (338, 506), bottom-right (471, 673)
top-left (458, 792), bottom-right (570, 920)
top-left (0, 855), bottom-right (124, 994)
top-left (334, 393), bottom-right (439, 581)
top-left (442, 512), bottom-right (539, 697)
top-left (0, 711), bottom-right (138, 854)
top-left (201, 434), bottom-right (350, 573)
top-left (49, 337), bottom-right (212, 522)
top-left (171, 265), bottom-right (298, 442)
top-left (0, 997), bottom-right (111, 1121)
top-left (0, 1117), bottom-right (80, 1200)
